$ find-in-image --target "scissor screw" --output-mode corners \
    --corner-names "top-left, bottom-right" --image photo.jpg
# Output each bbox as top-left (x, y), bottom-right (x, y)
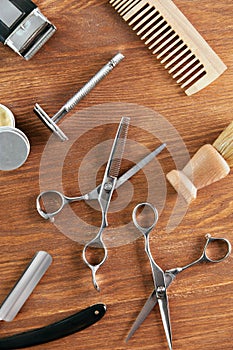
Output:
top-left (33, 53), bottom-right (124, 141)
top-left (156, 286), bottom-right (166, 298)
top-left (104, 182), bottom-right (113, 191)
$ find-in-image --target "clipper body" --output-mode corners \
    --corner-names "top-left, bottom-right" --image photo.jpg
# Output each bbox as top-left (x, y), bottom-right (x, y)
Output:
top-left (0, 0), bottom-right (56, 59)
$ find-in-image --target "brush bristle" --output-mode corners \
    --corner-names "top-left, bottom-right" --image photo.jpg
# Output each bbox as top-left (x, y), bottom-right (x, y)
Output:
top-left (213, 121), bottom-right (233, 167)
top-left (109, 117), bottom-right (130, 177)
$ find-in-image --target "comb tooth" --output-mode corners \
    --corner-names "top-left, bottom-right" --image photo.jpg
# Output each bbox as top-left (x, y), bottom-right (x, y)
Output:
top-left (123, 1), bottom-right (147, 21)
top-left (130, 6), bottom-right (155, 27)
top-left (176, 62), bottom-right (202, 83)
top-left (110, 0), bottom-right (122, 5)
top-left (149, 27), bottom-right (173, 50)
top-left (165, 46), bottom-right (189, 68)
top-left (137, 12), bottom-right (160, 35)
top-left (145, 22), bottom-right (169, 45)
top-left (153, 33), bottom-right (177, 55)
top-left (141, 17), bottom-right (164, 40)
top-left (115, 0), bottom-right (131, 11)
top-left (117, 0), bottom-right (138, 14)
top-left (158, 37), bottom-right (181, 60)
top-left (173, 57), bottom-right (199, 79)
top-left (169, 51), bottom-right (193, 73)
top-left (114, 0), bottom-right (128, 10)
top-left (132, 8), bottom-right (158, 29)
top-left (181, 67), bottom-right (206, 88)
top-left (118, 0), bottom-right (137, 14)
top-left (129, 5), bottom-right (152, 26)
top-left (122, 1), bottom-right (143, 17)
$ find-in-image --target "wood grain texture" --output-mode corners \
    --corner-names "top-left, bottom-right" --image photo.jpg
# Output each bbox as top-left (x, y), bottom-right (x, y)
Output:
top-left (0, 0), bottom-right (232, 349)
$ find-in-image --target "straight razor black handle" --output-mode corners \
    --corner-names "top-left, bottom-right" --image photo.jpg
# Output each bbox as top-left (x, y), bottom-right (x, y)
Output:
top-left (0, 303), bottom-right (106, 349)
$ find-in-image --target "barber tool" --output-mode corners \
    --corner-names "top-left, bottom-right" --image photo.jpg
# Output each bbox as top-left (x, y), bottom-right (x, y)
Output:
top-left (0, 0), bottom-right (56, 60)
top-left (0, 251), bottom-right (52, 322)
top-left (37, 138), bottom-right (166, 290)
top-left (131, 202), bottom-right (172, 349)
top-left (0, 126), bottom-right (30, 171)
top-left (34, 53), bottom-right (124, 141)
top-left (109, 0), bottom-right (226, 95)
top-left (0, 104), bottom-right (15, 127)
top-left (166, 121), bottom-right (233, 204)
top-left (0, 303), bottom-right (106, 349)
top-left (37, 143), bottom-right (166, 221)
top-left (127, 206), bottom-right (231, 347)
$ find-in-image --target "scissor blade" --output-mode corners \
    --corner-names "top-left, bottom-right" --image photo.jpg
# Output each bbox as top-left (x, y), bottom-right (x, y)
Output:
top-left (86, 143), bottom-right (166, 200)
top-left (116, 143), bottom-right (166, 189)
top-left (158, 296), bottom-right (172, 350)
top-left (126, 272), bottom-right (175, 342)
top-left (106, 117), bottom-right (130, 178)
top-left (126, 290), bottom-right (157, 342)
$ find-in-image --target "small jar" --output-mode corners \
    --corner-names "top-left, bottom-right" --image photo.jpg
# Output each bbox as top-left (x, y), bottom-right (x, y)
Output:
top-left (0, 105), bottom-right (30, 171)
top-left (0, 104), bottom-right (15, 127)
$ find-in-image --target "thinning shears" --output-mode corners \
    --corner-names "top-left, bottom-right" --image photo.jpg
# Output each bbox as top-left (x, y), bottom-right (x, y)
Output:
top-left (128, 202), bottom-right (231, 349)
top-left (37, 118), bottom-right (166, 291)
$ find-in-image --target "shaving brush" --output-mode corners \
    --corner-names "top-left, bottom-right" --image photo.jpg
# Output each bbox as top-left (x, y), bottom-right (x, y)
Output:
top-left (166, 122), bottom-right (233, 204)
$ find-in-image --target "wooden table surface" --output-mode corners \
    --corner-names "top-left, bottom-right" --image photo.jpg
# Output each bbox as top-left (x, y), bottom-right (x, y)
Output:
top-left (0, 0), bottom-right (233, 349)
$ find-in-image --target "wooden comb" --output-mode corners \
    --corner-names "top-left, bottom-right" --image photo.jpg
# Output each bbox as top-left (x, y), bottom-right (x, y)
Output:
top-left (109, 0), bottom-right (227, 95)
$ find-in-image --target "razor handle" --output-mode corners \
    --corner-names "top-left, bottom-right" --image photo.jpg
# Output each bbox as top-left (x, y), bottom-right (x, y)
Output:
top-left (0, 303), bottom-right (106, 349)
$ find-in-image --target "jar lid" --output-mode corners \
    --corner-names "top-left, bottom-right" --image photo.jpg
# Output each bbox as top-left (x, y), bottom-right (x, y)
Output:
top-left (0, 104), bottom-right (15, 127)
top-left (0, 127), bottom-right (30, 171)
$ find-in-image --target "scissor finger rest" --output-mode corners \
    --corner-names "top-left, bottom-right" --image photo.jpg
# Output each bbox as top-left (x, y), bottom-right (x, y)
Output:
top-left (177, 234), bottom-right (232, 272)
top-left (202, 234), bottom-right (231, 263)
top-left (36, 190), bottom-right (67, 221)
top-left (37, 190), bottom-right (89, 221)
top-left (82, 232), bottom-right (108, 292)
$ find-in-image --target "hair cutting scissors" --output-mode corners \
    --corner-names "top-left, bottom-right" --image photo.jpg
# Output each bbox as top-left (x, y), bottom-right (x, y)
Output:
top-left (37, 119), bottom-right (166, 291)
top-left (128, 202), bottom-right (231, 349)
top-left (131, 202), bottom-right (172, 349)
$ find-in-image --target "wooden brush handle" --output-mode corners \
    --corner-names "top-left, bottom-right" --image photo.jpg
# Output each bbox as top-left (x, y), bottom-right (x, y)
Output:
top-left (166, 144), bottom-right (230, 204)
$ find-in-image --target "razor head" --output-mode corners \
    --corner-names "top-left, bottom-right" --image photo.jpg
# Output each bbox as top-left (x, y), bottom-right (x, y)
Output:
top-left (34, 103), bottom-right (68, 141)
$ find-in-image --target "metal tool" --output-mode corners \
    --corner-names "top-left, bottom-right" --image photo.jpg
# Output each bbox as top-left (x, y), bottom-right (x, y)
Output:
top-left (126, 225), bottom-right (231, 348)
top-left (0, 303), bottom-right (106, 349)
top-left (37, 143), bottom-right (166, 290)
top-left (36, 120), bottom-right (166, 290)
top-left (82, 116), bottom-right (130, 291)
top-left (131, 202), bottom-right (172, 349)
top-left (34, 53), bottom-right (124, 141)
top-left (36, 143), bottom-right (166, 221)
top-left (0, 251), bottom-right (52, 322)
top-left (0, 0), bottom-right (56, 60)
